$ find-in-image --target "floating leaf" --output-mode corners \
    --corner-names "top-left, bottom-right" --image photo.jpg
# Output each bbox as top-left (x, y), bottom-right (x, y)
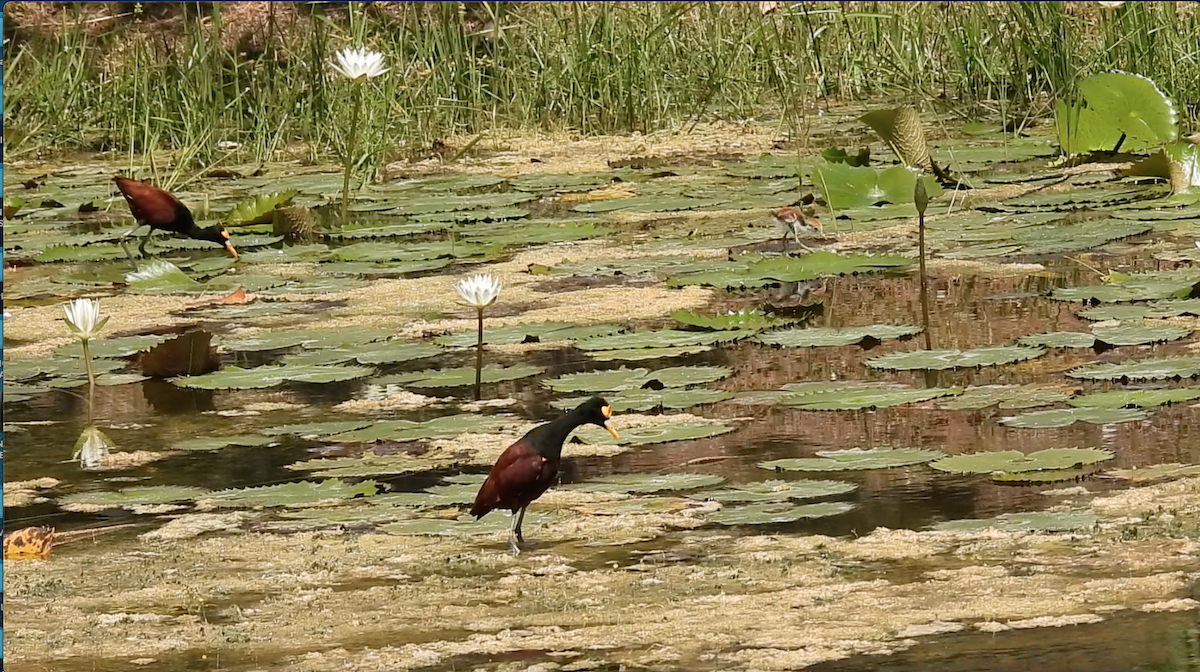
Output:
top-left (564, 473), bottom-right (725, 494)
top-left (708, 501), bottom-right (856, 525)
top-left (1000, 407), bottom-right (1148, 428)
top-left (1067, 357), bottom-right (1200, 381)
top-left (668, 251), bottom-right (913, 289)
top-left (573, 194), bottom-right (724, 213)
top-left (380, 512), bottom-right (557, 537)
top-left (171, 363), bottom-right (374, 389)
top-left (1017, 332), bottom-right (1097, 349)
top-left (575, 329), bottom-right (744, 351)
top-left (587, 345), bottom-right (714, 361)
top-left (289, 453), bottom-right (466, 478)
top-left (435, 322), bottom-right (622, 348)
top-left (671, 308), bottom-right (793, 332)
top-left (1104, 463), bottom-right (1200, 483)
top-left (55, 334), bottom-right (168, 359)
top-left (263, 420), bottom-right (373, 437)
top-left (372, 363), bottom-right (544, 388)
top-left (866, 346), bottom-right (1044, 371)
top-left (934, 511), bottom-right (1098, 533)
top-left (1090, 323), bottom-right (1190, 346)
top-left (1079, 299), bottom-right (1200, 321)
top-left (353, 342), bottom-right (442, 365)
top-left (692, 479), bottom-right (856, 504)
top-left (1068, 387), bottom-right (1200, 409)
top-left (325, 414), bottom-right (514, 442)
top-left (760, 447), bottom-right (946, 472)
top-left (225, 190), bottom-right (298, 225)
top-left (60, 485), bottom-right (210, 508)
top-left (780, 382), bottom-right (961, 410)
top-left (1052, 272), bottom-right (1200, 303)
top-left (930, 448), bottom-right (1115, 475)
top-left (938, 384), bottom-right (1076, 410)
top-left (755, 324), bottom-right (922, 348)
top-left (550, 388), bottom-right (733, 412)
top-left (124, 260), bottom-right (202, 293)
top-left (575, 421), bottom-right (735, 446)
top-left (203, 480), bottom-right (379, 508)
top-left (813, 162), bottom-right (942, 209)
top-left (1076, 72), bottom-right (1178, 148)
top-left (172, 435), bottom-right (278, 451)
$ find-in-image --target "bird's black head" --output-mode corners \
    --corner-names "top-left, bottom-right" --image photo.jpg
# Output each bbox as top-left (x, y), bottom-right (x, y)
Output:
top-left (199, 225), bottom-right (239, 259)
top-left (573, 396), bottom-right (620, 441)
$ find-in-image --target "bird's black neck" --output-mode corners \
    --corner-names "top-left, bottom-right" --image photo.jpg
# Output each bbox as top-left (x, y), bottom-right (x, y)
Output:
top-left (526, 408), bottom-right (593, 460)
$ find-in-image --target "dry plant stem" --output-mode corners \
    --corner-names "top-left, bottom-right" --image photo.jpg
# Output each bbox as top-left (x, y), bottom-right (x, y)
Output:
top-left (340, 84), bottom-right (364, 224)
top-left (474, 307), bottom-right (484, 401)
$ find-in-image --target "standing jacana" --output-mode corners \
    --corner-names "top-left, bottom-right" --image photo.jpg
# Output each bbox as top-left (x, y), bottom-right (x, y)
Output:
top-left (771, 206), bottom-right (825, 252)
top-left (471, 397), bottom-right (621, 554)
top-left (113, 176), bottom-right (238, 268)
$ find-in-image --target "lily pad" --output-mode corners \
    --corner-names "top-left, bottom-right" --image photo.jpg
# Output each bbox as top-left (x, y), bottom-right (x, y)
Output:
top-left (781, 382), bottom-right (962, 410)
top-left (380, 512), bottom-right (556, 537)
top-left (564, 473), bottom-right (725, 494)
top-left (760, 447), bottom-right (946, 472)
top-left (1068, 387), bottom-right (1200, 409)
top-left (434, 322), bottom-right (623, 348)
top-left (813, 162), bottom-right (942, 209)
top-left (1103, 463), bottom-right (1200, 483)
top-left (125, 260), bottom-right (203, 293)
top-left (203, 480), bottom-right (379, 508)
top-left (172, 363), bottom-right (373, 389)
top-left (1017, 332), bottom-right (1097, 349)
top-left (999, 407), bottom-right (1148, 428)
top-left (262, 420), bottom-right (373, 437)
top-left (575, 421), bottom-right (735, 446)
top-left (172, 435), bottom-right (279, 451)
top-left (708, 501), bottom-right (856, 525)
top-left (755, 324), bottom-right (922, 348)
top-left (60, 485), bottom-right (211, 508)
top-left (937, 384), bottom-right (1076, 410)
top-left (289, 453), bottom-right (466, 478)
top-left (573, 194), bottom-right (724, 214)
top-left (1090, 323), bottom-right (1191, 346)
top-left (1067, 357), bottom-right (1200, 381)
top-left (1078, 299), bottom-right (1200, 321)
top-left (866, 345), bottom-right (1044, 371)
top-left (225, 190), bottom-right (297, 225)
top-left (587, 345), bottom-right (714, 361)
top-left (352, 342), bottom-right (443, 365)
top-left (671, 309), bottom-right (794, 332)
top-left (691, 479), bottom-right (856, 504)
top-left (325, 414), bottom-right (514, 442)
top-left (934, 511), bottom-right (1098, 533)
top-left (930, 448), bottom-right (1115, 475)
top-left (575, 329), bottom-right (744, 351)
top-left (543, 365), bottom-right (731, 393)
top-left (668, 252), bottom-right (913, 289)
top-left (372, 363), bottom-right (544, 388)
top-left (550, 388), bottom-right (733, 412)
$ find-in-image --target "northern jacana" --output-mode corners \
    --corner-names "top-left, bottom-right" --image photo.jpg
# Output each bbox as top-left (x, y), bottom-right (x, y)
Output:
top-left (771, 206), bottom-right (825, 252)
top-left (113, 176), bottom-right (238, 268)
top-left (471, 397), bottom-right (620, 554)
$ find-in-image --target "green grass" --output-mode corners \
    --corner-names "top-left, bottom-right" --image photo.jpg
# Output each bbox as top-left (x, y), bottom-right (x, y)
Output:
top-left (5, 1), bottom-right (1198, 173)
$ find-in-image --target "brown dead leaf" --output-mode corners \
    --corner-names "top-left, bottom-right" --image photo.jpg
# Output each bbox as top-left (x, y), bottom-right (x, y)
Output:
top-left (4, 526), bottom-right (56, 560)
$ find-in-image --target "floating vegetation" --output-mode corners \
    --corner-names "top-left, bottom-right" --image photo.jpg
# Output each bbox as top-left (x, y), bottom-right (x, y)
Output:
top-left (373, 363), bottom-right (544, 388)
top-left (172, 363), bottom-right (375, 389)
top-left (934, 511), bottom-right (1098, 533)
top-left (60, 485), bottom-right (211, 509)
top-left (671, 308), bottom-right (795, 332)
top-left (708, 501), bottom-right (856, 525)
top-left (563, 473), bottom-right (725, 494)
top-left (930, 448), bottom-right (1115, 482)
top-left (1068, 388), bottom-right (1200, 409)
top-left (754, 324), bottom-right (922, 348)
top-left (760, 447), bottom-right (946, 472)
top-left (543, 365), bottom-right (732, 393)
top-left (937, 384), bottom-right (1076, 410)
top-left (668, 251), bottom-right (913, 289)
top-left (201, 480), bottom-right (379, 508)
top-left (999, 407), bottom-right (1149, 428)
top-left (322, 414), bottom-right (516, 442)
top-left (1067, 357), bottom-right (1200, 381)
top-left (865, 345), bottom-right (1045, 371)
top-left (692, 479), bottom-right (856, 503)
top-left (575, 329), bottom-right (743, 351)
top-left (779, 382), bottom-right (962, 410)
top-left (550, 388), bottom-right (733, 412)
top-left (573, 421), bottom-right (735, 446)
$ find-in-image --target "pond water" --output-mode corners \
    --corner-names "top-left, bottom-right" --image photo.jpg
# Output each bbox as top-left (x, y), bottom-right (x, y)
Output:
top-left (6, 118), bottom-right (1200, 669)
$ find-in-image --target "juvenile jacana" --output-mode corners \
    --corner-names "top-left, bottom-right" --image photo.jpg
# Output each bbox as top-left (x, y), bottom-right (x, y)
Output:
top-left (771, 206), bottom-right (825, 252)
top-left (471, 397), bottom-right (620, 554)
top-left (113, 176), bottom-right (238, 268)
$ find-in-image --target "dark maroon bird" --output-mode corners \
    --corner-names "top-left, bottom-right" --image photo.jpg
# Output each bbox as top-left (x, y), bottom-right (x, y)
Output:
top-left (471, 397), bottom-right (620, 554)
top-left (113, 175), bottom-right (238, 265)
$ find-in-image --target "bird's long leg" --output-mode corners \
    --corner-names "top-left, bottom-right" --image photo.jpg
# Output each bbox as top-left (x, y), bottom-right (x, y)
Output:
top-left (137, 228), bottom-right (155, 257)
top-left (509, 506), bottom-right (527, 555)
top-left (119, 224), bottom-right (143, 272)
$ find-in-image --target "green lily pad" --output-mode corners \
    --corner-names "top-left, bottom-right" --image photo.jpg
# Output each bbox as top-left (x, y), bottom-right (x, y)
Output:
top-left (203, 479), bottom-right (379, 508)
top-left (668, 251), bottom-right (913, 289)
top-left (288, 453), bottom-right (467, 478)
top-left (1052, 271), bottom-right (1200, 302)
top-left (262, 420), bottom-right (373, 437)
top-left (937, 384), bottom-right (1076, 410)
top-left (1000, 407), bottom-right (1148, 428)
top-left (781, 382), bottom-right (962, 410)
top-left (172, 435), bottom-right (279, 451)
top-left (1076, 72), bottom-right (1178, 148)
top-left (671, 309), bottom-right (794, 332)
top-left (575, 329), bottom-right (744, 351)
top-left (573, 195), bottom-right (724, 214)
top-left (225, 190), bottom-right (297, 225)
top-left (575, 421), bottom-right (735, 446)
top-left (813, 162), bottom-right (943, 209)
top-left (587, 345), bottom-right (714, 361)
top-left (352, 342), bottom-right (442, 365)
top-left (380, 512), bottom-right (557, 537)
top-left (1067, 357), bottom-right (1200, 381)
top-left (1017, 332), bottom-right (1097, 349)
top-left (222, 327), bottom-right (395, 352)
top-left (172, 363), bottom-right (375, 389)
top-left (372, 363), bottom-right (544, 388)
top-left (564, 473), bottom-right (725, 494)
top-left (125, 260), bottom-right (203, 293)
top-left (543, 365), bottom-right (731, 393)
top-left (1078, 299), bottom-right (1200, 321)
top-left (755, 324), bottom-right (922, 348)
top-left (1091, 323), bottom-right (1191, 346)
top-left (1104, 463), bottom-right (1200, 482)
top-left (759, 447), bottom-right (946, 472)
top-left (1068, 387), bottom-right (1200, 409)
top-left (510, 173), bottom-right (614, 193)
top-left (549, 388), bottom-right (733, 412)
top-left (324, 414), bottom-right (514, 442)
top-left (708, 501), bottom-right (856, 525)
top-left (316, 259), bottom-right (455, 277)
top-left (866, 345), bottom-right (1045, 371)
top-left (691, 479), bottom-right (856, 504)
top-left (723, 154), bottom-right (810, 179)
top-left (387, 192), bottom-right (534, 216)
top-left (934, 511), bottom-right (1098, 533)
top-left (239, 244), bottom-right (333, 264)
top-left (60, 485), bottom-right (211, 508)
top-left (434, 322), bottom-right (623, 348)
top-left (55, 334), bottom-right (168, 359)
top-left (930, 448), bottom-right (1115, 475)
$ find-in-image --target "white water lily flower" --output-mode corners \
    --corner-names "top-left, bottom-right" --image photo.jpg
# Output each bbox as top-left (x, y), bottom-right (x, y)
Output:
top-left (454, 274), bottom-right (503, 308)
top-left (63, 298), bottom-right (109, 341)
top-left (331, 47), bottom-right (389, 83)
top-left (74, 426), bottom-right (114, 470)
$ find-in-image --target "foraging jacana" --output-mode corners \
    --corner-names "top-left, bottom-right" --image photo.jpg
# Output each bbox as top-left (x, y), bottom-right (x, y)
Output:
top-left (113, 176), bottom-right (238, 268)
top-left (771, 206), bottom-right (825, 252)
top-left (471, 397), bottom-right (620, 554)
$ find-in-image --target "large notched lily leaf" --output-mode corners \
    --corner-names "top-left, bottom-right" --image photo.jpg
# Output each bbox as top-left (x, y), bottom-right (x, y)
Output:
top-left (760, 447), bottom-right (946, 472)
top-left (672, 308), bottom-right (795, 332)
top-left (575, 329), bottom-right (744, 351)
top-left (934, 511), bottom-right (1098, 533)
top-left (288, 452), bottom-right (466, 478)
top-left (755, 324), bottom-right (922, 348)
top-left (435, 322), bottom-right (623, 348)
top-left (866, 345), bottom-right (1045, 371)
top-left (1076, 72), bottom-right (1178, 147)
top-left (225, 190), bottom-right (298, 225)
top-left (262, 420), bottom-right (373, 437)
top-left (1068, 387), bottom-right (1200, 409)
top-left (1017, 332), bottom-right (1097, 349)
top-left (124, 260), bottom-right (203, 293)
top-left (380, 512), bottom-right (557, 537)
top-left (1079, 299), bottom-right (1200, 321)
top-left (1090, 323), bottom-right (1191, 346)
top-left (813, 162), bottom-right (942, 209)
top-left (324, 414), bottom-right (515, 442)
top-left (373, 363), bottom-right (544, 388)
top-left (573, 194), bottom-right (724, 214)
top-left (173, 435), bottom-right (279, 451)
top-left (550, 388), bottom-right (733, 412)
top-left (222, 327), bottom-right (395, 352)
top-left (1103, 463), bottom-right (1200, 483)
top-left (587, 345), bottom-right (714, 361)
top-left (1051, 270), bottom-right (1200, 303)
top-left (1067, 357), bottom-right (1200, 381)
top-left (171, 363), bottom-right (374, 389)
top-left (543, 365), bottom-right (730, 393)
top-left (563, 473), bottom-right (725, 494)
top-left (668, 252), bottom-right (913, 289)
top-left (999, 407), bottom-right (1148, 428)
top-left (930, 448), bottom-right (1115, 475)
top-left (202, 480), bottom-right (379, 508)
top-left (937, 384), bottom-right (1076, 410)
top-left (60, 485), bottom-right (211, 508)
top-left (691, 479), bottom-right (856, 504)
top-left (575, 421), bottom-right (735, 446)
top-left (352, 342), bottom-right (442, 365)
top-left (781, 382), bottom-right (962, 410)
top-left (708, 501), bottom-right (856, 525)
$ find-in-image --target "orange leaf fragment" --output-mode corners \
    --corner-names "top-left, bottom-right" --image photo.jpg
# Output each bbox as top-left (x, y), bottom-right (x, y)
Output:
top-left (3, 526), bottom-right (56, 560)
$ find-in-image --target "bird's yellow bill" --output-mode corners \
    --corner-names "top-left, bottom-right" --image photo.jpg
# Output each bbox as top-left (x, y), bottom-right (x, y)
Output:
top-left (225, 242), bottom-right (239, 259)
top-left (604, 419), bottom-right (620, 441)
